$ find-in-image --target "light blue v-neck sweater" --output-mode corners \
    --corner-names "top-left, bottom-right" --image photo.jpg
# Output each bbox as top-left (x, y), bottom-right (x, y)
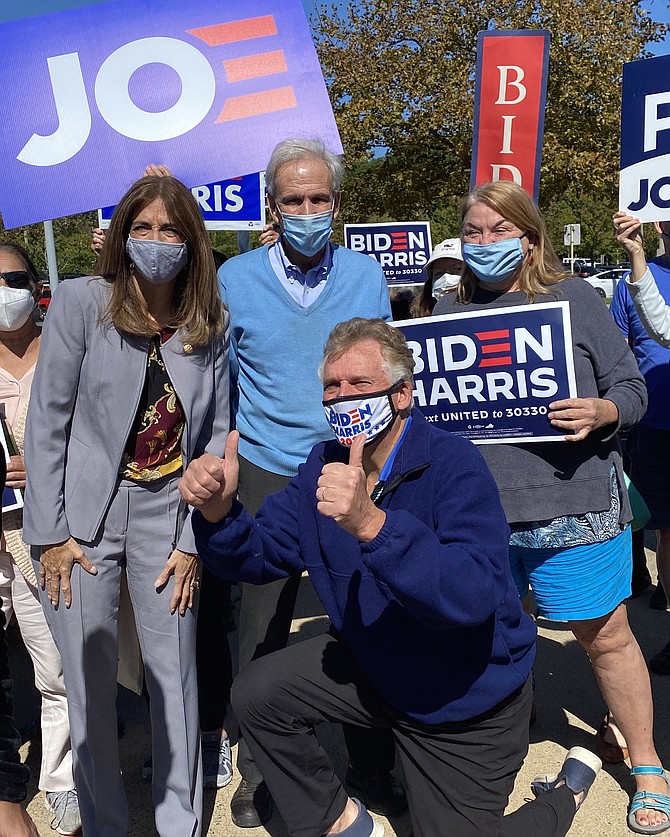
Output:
top-left (218, 244), bottom-right (392, 476)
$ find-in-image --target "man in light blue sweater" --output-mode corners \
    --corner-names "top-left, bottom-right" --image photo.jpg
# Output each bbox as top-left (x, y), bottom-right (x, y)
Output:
top-left (217, 139), bottom-right (395, 828)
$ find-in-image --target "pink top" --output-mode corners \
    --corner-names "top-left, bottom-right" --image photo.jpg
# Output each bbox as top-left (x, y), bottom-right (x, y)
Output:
top-left (0, 363), bottom-right (35, 429)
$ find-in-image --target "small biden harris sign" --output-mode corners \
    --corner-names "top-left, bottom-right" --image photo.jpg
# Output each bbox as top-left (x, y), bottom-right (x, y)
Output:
top-left (620, 54), bottom-right (670, 223)
top-left (344, 222), bottom-right (432, 286)
top-left (395, 302), bottom-right (577, 444)
top-left (100, 172), bottom-right (265, 230)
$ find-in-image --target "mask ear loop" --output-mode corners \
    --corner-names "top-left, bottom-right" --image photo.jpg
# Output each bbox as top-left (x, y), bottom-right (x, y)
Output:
top-left (522, 231), bottom-right (536, 267)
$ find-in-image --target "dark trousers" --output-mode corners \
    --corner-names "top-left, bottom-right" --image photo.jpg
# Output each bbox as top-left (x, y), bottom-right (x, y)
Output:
top-left (235, 456), bottom-right (396, 784)
top-left (232, 633), bottom-right (576, 837)
top-left (197, 567), bottom-right (233, 732)
top-left (0, 607), bottom-right (30, 803)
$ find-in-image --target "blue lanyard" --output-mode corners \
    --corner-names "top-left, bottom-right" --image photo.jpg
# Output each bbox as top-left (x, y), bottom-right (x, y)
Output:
top-left (370, 414), bottom-right (412, 504)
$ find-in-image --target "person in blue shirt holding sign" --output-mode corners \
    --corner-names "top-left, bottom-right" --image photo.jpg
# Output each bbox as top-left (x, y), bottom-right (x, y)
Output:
top-left (611, 213), bottom-right (670, 619)
top-left (435, 182), bottom-right (667, 835)
top-left (614, 211), bottom-right (670, 670)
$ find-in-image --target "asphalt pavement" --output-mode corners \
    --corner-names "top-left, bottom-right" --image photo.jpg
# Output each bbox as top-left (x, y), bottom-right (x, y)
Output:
top-left (10, 541), bottom-right (670, 837)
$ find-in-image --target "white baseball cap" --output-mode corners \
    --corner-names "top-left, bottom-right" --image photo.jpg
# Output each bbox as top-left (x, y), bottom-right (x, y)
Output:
top-left (425, 238), bottom-right (463, 269)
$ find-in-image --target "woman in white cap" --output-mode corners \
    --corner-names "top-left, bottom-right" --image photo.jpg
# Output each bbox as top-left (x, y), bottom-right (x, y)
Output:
top-left (410, 238), bottom-right (463, 317)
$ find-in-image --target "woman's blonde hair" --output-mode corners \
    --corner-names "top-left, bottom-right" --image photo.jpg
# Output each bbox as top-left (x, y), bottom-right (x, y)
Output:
top-left (457, 181), bottom-right (567, 304)
top-left (95, 176), bottom-right (225, 346)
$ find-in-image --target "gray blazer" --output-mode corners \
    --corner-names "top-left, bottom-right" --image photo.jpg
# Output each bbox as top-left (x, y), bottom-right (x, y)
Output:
top-left (23, 276), bottom-right (229, 553)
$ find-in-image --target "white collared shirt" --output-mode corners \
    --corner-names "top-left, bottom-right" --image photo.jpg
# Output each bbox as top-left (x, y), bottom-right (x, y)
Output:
top-left (268, 238), bottom-right (333, 307)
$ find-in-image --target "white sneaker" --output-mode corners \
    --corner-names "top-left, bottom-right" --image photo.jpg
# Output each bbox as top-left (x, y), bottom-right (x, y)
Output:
top-left (45, 789), bottom-right (82, 836)
top-left (202, 732), bottom-right (233, 789)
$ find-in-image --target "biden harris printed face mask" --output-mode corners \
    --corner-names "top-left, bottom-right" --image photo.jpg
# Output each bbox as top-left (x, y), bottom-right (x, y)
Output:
top-left (323, 381), bottom-right (402, 447)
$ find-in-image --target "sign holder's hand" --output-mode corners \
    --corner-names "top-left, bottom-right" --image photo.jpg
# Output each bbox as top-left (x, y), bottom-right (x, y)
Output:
top-left (6, 454), bottom-right (26, 490)
top-left (613, 210), bottom-right (647, 282)
top-left (548, 397), bottom-right (619, 442)
top-left (316, 434), bottom-right (386, 541)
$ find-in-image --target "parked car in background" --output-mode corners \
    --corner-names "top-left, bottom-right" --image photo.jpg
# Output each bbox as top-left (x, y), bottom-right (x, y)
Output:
top-left (37, 286), bottom-right (52, 321)
top-left (37, 274), bottom-right (81, 321)
top-left (584, 268), bottom-right (627, 299)
top-left (571, 262), bottom-right (609, 278)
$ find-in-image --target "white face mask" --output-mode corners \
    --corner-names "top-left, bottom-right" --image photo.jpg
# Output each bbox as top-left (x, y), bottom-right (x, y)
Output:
top-left (323, 381), bottom-right (402, 447)
top-left (431, 271), bottom-right (462, 298)
top-left (0, 286), bottom-right (36, 332)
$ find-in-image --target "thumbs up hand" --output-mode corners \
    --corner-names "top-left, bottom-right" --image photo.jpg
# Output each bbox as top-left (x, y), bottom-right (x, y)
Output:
top-left (179, 431), bottom-right (240, 523)
top-left (316, 434), bottom-right (386, 541)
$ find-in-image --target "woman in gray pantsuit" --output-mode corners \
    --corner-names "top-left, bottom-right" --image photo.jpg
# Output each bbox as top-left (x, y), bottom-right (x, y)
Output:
top-left (22, 175), bottom-right (229, 837)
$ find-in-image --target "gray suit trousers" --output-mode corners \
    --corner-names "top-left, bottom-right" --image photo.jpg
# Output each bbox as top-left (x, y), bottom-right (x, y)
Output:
top-left (36, 477), bottom-right (202, 837)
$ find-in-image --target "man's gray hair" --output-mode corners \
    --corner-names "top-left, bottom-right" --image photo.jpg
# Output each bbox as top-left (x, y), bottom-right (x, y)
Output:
top-left (318, 319), bottom-right (415, 387)
top-left (265, 139), bottom-right (344, 196)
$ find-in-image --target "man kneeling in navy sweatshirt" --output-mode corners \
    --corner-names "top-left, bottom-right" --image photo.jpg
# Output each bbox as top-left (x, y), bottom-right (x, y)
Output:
top-left (181, 318), bottom-right (600, 837)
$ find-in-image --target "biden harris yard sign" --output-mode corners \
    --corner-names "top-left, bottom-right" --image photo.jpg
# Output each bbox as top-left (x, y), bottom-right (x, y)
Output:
top-left (395, 302), bottom-right (577, 444)
top-left (620, 54), bottom-right (670, 223)
top-left (0, 0), bottom-right (341, 228)
top-left (344, 222), bottom-right (432, 286)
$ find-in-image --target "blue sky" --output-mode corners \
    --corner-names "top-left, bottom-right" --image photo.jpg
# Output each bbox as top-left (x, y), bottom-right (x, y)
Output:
top-left (2, 0), bottom-right (667, 51)
top-left (0, 0), bottom-right (667, 50)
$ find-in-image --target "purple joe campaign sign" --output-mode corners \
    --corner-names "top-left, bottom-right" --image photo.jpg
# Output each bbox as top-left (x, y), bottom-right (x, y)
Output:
top-left (394, 302), bottom-right (577, 444)
top-left (0, 0), bottom-right (342, 228)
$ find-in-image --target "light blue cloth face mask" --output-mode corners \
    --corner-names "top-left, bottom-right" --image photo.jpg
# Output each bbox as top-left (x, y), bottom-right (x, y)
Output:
top-left (280, 209), bottom-right (333, 257)
top-left (462, 237), bottom-right (525, 284)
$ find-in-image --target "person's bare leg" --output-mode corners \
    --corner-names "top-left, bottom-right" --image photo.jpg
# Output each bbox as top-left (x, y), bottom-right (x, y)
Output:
top-left (326, 798), bottom-right (362, 834)
top-left (571, 605), bottom-right (668, 831)
top-left (0, 802), bottom-right (39, 837)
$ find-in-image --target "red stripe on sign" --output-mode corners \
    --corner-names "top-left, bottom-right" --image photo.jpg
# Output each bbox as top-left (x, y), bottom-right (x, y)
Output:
top-left (481, 343), bottom-right (511, 354)
top-left (224, 50), bottom-right (288, 83)
top-left (479, 357), bottom-right (513, 367)
top-left (187, 16), bottom-right (277, 46)
top-left (215, 87), bottom-right (297, 123)
top-left (475, 330), bottom-right (509, 340)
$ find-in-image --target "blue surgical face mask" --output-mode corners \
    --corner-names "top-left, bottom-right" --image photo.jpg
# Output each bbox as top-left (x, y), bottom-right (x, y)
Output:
top-left (280, 208), bottom-right (333, 257)
top-left (462, 237), bottom-right (525, 285)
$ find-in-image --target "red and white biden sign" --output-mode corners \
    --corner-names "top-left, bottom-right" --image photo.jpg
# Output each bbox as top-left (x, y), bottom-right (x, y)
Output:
top-left (470, 30), bottom-right (550, 202)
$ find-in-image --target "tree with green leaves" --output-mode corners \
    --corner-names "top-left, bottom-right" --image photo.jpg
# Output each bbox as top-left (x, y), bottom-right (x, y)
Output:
top-left (313, 0), bottom-right (669, 248)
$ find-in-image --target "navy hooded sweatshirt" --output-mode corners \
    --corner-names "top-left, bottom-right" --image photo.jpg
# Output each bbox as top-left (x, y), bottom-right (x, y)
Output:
top-left (193, 409), bottom-right (536, 724)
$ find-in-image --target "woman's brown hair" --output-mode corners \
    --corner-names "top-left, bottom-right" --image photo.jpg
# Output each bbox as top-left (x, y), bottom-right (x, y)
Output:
top-left (0, 243), bottom-right (41, 287)
top-left (95, 176), bottom-right (225, 346)
top-left (457, 181), bottom-right (568, 305)
top-left (410, 278), bottom-right (436, 318)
